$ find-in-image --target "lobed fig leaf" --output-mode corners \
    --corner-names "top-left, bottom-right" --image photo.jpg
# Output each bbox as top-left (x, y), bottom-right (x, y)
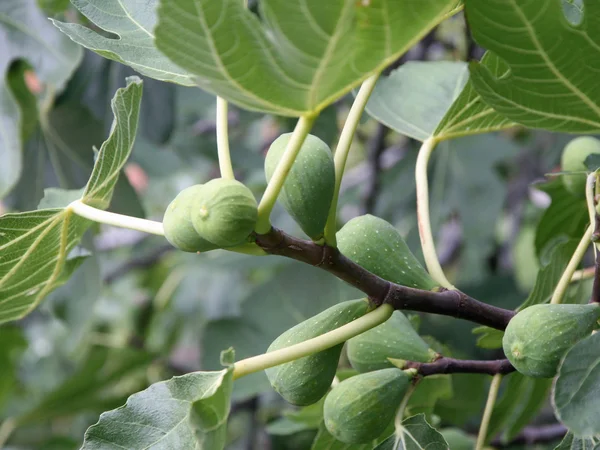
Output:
top-left (323, 368), bottom-right (412, 444)
top-left (347, 311), bottom-right (439, 373)
top-left (502, 303), bottom-right (600, 378)
top-left (191, 178), bottom-right (258, 247)
top-left (265, 299), bottom-right (370, 406)
top-left (265, 133), bottom-right (335, 240)
top-left (560, 136), bottom-right (600, 197)
top-left (162, 185), bottom-right (219, 253)
top-left (337, 215), bottom-right (438, 290)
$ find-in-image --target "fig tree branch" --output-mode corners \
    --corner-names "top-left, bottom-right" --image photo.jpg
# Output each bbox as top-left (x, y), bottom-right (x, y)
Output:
top-left (403, 357), bottom-right (515, 377)
top-left (254, 227), bottom-right (515, 330)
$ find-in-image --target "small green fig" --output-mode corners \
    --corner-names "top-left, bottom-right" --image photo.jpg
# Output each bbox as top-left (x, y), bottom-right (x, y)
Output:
top-left (191, 178), bottom-right (258, 247)
top-left (503, 303), bottom-right (600, 378)
top-left (561, 136), bottom-right (600, 197)
top-left (265, 133), bottom-right (335, 240)
top-left (265, 299), bottom-right (371, 406)
top-left (337, 215), bottom-right (438, 290)
top-left (347, 311), bottom-right (439, 373)
top-left (162, 185), bottom-right (218, 253)
top-left (324, 368), bottom-right (412, 444)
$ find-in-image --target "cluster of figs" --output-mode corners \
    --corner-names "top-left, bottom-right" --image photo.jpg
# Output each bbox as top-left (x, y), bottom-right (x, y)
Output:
top-left (162, 134), bottom-right (600, 443)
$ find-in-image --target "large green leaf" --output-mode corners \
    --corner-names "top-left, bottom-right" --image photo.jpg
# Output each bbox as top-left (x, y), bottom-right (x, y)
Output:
top-left (153, 0), bottom-right (456, 116)
top-left (0, 77), bottom-right (142, 323)
top-left (434, 53), bottom-right (515, 140)
top-left (363, 61), bottom-right (469, 141)
top-left (0, 0), bottom-right (82, 198)
top-left (465, 0), bottom-right (600, 133)
top-left (363, 54), bottom-right (514, 141)
top-left (52, 0), bottom-right (194, 86)
top-left (554, 332), bottom-right (600, 437)
top-left (82, 367), bottom-right (233, 449)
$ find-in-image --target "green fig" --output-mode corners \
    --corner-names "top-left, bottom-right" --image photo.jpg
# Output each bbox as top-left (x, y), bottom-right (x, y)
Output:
top-left (266, 299), bottom-right (371, 406)
top-left (503, 303), bottom-right (600, 378)
top-left (324, 368), bottom-right (412, 443)
top-left (561, 136), bottom-right (600, 197)
top-left (162, 185), bottom-right (218, 253)
top-left (265, 133), bottom-right (335, 240)
top-left (191, 178), bottom-right (258, 247)
top-left (347, 311), bottom-right (439, 373)
top-left (337, 215), bottom-right (438, 290)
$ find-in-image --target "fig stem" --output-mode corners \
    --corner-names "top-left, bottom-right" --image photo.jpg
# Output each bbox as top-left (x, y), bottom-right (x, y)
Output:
top-left (232, 303), bottom-right (393, 380)
top-left (324, 73), bottom-right (381, 246)
top-left (68, 200), bottom-right (165, 236)
top-left (393, 381), bottom-right (419, 448)
top-left (586, 172), bottom-right (596, 231)
top-left (550, 224), bottom-right (592, 304)
top-left (475, 373), bottom-right (503, 450)
top-left (415, 137), bottom-right (456, 290)
top-left (255, 114), bottom-right (316, 234)
top-left (216, 97), bottom-right (235, 180)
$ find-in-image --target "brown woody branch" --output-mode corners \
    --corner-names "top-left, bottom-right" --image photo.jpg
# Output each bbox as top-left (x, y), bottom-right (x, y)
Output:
top-left (404, 357), bottom-right (515, 377)
top-left (253, 227), bottom-right (515, 330)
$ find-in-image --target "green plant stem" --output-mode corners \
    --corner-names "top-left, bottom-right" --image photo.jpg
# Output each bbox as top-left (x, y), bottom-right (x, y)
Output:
top-left (395, 380), bottom-right (419, 426)
top-left (216, 97), bottom-right (235, 180)
top-left (255, 114), bottom-right (316, 234)
top-left (550, 224), bottom-right (593, 305)
top-left (68, 200), bottom-right (165, 236)
top-left (587, 172), bottom-right (597, 230)
top-left (393, 381), bottom-right (420, 449)
top-left (475, 374), bottom-right (503, 450)
top-left (324, 73), bottom-right (381, 245)
top-left (415, 137), bottom-right (455, 290)
top-left (232, 303), bottom-right (393, 380)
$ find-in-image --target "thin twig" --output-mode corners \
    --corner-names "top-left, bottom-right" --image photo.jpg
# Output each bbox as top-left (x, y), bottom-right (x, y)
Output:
top-left (403, 357), bottom-right (515, 377)
top-left (253, 227), bottom-right (515, 330)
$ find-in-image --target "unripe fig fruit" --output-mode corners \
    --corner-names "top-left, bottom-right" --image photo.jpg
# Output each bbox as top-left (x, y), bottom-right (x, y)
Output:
top-left (503, 303), bottom-right (600, 378)
top-left (347, 311), bottom-right (439, 373)
top-left (337, 215), bottom-right (438, 290)
top-left (561, 136), bottom-right (600, 197)
top-left (162, 185), bottom-right (218, 253)
top-left (265, 299), bottom-right (371, 406)
top-left (324, 368), bottom-right (412, 443)
top-left (265, 133), bottom-right (335, 240)
top-left (191, 178), bottom-right (258, 247)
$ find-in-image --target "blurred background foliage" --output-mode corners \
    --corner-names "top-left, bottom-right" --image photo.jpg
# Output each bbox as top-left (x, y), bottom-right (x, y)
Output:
top-left (0, 1), bottom-right (591, 448)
